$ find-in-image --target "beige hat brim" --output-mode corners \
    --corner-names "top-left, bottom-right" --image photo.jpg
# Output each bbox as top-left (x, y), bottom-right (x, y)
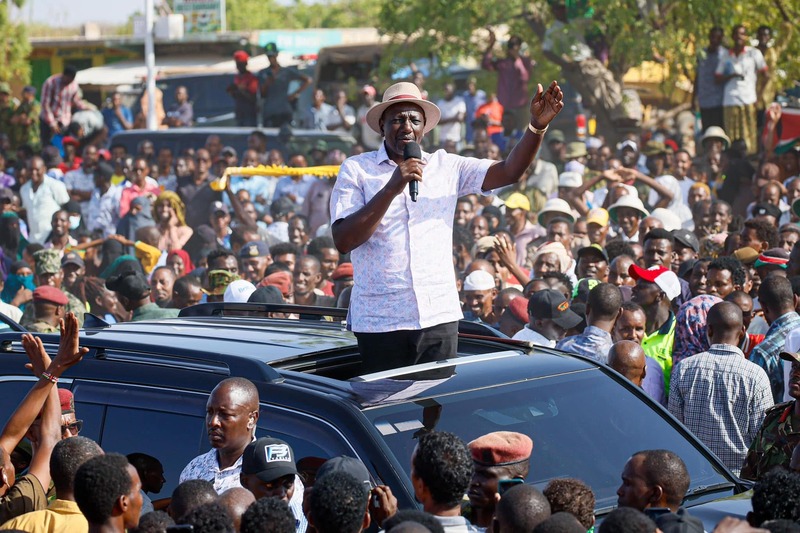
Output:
top-left (366, 98), bottom-right (441, 135)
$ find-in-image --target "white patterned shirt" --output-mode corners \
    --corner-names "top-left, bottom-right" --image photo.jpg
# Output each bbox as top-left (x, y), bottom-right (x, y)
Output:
top-left (86, 184), bottom-right (122, 238)
top-left (64, 167), bottom-right (96, 218)
top-left (668, 343), bottom-right (774, 476)
top-left (330, 143), bottom-right (493, 333)
top-left (180, 447), bottom-right (307, 532)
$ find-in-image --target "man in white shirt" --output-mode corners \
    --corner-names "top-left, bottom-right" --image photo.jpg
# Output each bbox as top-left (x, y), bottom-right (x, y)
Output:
top-left (512, 289), bottom-right (581, 346)
top-left (20, 156), bottom-right (70, 244)
top-left (436, 83), bottom-right (466, 150)
top-left (64, 146), bottom-right (98, 219)
top-left (715, 25), bottom-right (767, 154)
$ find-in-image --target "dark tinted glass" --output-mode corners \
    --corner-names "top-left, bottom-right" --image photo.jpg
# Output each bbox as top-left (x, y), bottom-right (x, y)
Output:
top-left (365, 369), bottom-right (729, 509)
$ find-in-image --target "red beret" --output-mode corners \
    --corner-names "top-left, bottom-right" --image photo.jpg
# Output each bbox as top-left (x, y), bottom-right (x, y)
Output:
top-left (331, 262), bottom-right (354, 281)
top-left (468, 431), bottom-right (533, 466)
top-left (33, 286), bottom-right (68, 306)
top-left (233, 50), bottom-right (250, 62)
top-left (260, 271), bottom-right (293, 296)
top-left (58, 388), bottom-right (74, 415)
top-left (508, 297), bottom-right (529, 323)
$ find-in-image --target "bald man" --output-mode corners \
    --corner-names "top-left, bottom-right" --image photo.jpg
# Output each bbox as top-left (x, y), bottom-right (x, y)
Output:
top-left (608, 341), bottom-right (647, 387)
top-left (669, 302), bottom-right (773, 476)
top-left (219, 487), bottom-right (256, 532)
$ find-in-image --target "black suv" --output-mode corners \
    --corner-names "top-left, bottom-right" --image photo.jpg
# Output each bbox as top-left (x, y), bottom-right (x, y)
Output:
top-left (0, 305), bottom-right (750, 527)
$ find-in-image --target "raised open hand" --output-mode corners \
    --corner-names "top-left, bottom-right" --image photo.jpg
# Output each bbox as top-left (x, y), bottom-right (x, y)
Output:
top-left (22, 334), bottom-right (52, 377)
top-left (53, 313), bottom-right (88, 372)
top-left (529, 81), bottom-right (564, 130)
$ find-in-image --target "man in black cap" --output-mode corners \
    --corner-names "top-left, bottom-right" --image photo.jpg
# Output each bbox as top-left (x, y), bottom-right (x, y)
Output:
top-left (670, 229), bottom-right (699, 275)
top-left (239, 241), bottom-right (273, 285)
top-left (512, 289), bottom-right (581, 347)
top-left (105, 271), bottom-right (179, 322)
top-left (575, 244), bottom-right (609, 281)
top-left (240, 437), bottom-right (306, 531)
top-left (752, 203), bottom-right (782, 228)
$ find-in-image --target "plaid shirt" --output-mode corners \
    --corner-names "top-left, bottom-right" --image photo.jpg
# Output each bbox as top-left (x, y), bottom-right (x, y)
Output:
top-left (555, 325), bottom-right (614, 363)
top-left (669, 344), bottom-right (774, 475)
top-left (39, 73), bottom-right (84, 128)
top-left (749, 311), bottom-right (800, 403)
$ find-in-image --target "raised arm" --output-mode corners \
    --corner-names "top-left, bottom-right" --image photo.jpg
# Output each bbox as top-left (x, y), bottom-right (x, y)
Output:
top-left (482, 81), bottom-right (564, 190)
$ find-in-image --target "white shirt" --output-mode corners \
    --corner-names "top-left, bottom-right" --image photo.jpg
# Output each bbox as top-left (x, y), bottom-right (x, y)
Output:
top-left (715, 46), bottom-right (767, 106)
top-left (330, 143), bottom-right (493, 333)
top-left (0, 301), bottom-right (23, 323)
top-left (20, 177), bottom-right (70, 244)
top-left (437, 96), bottom-right (467, 143)
top-left (511, 325), bottom-right (556, 347)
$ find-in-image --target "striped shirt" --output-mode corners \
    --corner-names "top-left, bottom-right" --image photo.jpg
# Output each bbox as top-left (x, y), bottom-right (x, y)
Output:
top-left (750, 311), bottom-right (800, 403)
top-left (39, 74), bottom-right (84, 128)
top-left (668, 344), bottom-right (773, 475)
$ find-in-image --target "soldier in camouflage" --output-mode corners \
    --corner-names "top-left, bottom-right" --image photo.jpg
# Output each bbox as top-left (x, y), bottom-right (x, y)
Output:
top-left (20, 249), bottom-right (86, 329)
top-left (741, 350), bottom-right (800, 480)
top-left (10, 86), bottom-right (41, 153)
top-left (0, 82), bottom-right (16, 141)
top-left (27, 286), bottom-right (69, 333)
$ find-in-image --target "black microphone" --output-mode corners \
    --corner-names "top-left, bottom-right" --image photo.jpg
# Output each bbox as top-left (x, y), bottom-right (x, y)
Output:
top-left (404, 142), bottom-right (422, 202)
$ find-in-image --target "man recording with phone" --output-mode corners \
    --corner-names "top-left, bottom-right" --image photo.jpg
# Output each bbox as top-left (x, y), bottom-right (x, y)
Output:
top-left (330, 79), bottom-right (564, 373)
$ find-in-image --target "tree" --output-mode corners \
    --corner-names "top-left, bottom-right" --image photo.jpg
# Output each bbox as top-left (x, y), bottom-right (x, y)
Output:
top-left (226, 0), bottom-right (380, 31)
top-left (0, 0), bottom-right (32, 84)
top-left (378, 0), bottom-right (800, 140)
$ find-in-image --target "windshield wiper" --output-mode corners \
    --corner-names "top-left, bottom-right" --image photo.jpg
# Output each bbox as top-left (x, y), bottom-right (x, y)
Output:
top-left (683, 482), bottom-right (736, 498)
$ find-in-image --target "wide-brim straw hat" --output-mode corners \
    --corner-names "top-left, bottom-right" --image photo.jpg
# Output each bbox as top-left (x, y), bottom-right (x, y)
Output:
top-left (366, 82), bottom-right (441, 135)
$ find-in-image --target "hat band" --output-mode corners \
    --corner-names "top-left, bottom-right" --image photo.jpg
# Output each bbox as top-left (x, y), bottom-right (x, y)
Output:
top-left (387, 94), bottom-right (421, 101)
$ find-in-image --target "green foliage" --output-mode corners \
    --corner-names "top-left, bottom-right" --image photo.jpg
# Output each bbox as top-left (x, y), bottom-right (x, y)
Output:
top-left (0, 1), bottom-right (31, 83)
top-left (226, 0), bottom-right (381, 30)
top-left (378, 0), bottom-right (800, 97)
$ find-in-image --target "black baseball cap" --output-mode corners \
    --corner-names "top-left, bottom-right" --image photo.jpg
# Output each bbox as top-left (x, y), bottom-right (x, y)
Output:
top-left (576, 244), bottom-right (609, 262)
top-left (671, 229), bottom-right (700, 253)
top-left (105, 270), bottom-right (150, 300)
top-left (527, 289), bottom-right (582, 329)
top-left (242, 437), bottom-right (297, 482)
top-left (752, 202), bottom-right (782, 221)
top-left (61, 251), bottom-right (85, 269)
top-left (316, 456), bottom-right (371, 497)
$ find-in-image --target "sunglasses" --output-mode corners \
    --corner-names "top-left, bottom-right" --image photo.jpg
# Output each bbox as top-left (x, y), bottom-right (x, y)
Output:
top-left (61, 420), bottom-right (83, 435)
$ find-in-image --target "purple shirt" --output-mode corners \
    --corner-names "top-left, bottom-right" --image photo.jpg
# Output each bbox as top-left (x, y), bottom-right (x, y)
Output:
top-left (481, 53), bottom-right (533, 109)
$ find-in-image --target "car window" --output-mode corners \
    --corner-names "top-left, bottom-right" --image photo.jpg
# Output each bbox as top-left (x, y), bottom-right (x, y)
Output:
top-left (73, 381), bottom-right (208, 497)
top-left (257, 405), bottom-right (360, 482)
top-left (365, 369), bottom-right (730, 509)
top-left (0, 377), bottom-right (40, 421)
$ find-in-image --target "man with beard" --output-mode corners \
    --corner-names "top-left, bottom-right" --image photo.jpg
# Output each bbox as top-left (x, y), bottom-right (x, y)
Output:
top-left (149, 266), bottom-right (176, 308)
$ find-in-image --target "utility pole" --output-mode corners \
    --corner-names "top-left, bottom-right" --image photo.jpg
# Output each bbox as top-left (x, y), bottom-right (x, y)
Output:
top-left (145, 0), bottom-right (157, 130)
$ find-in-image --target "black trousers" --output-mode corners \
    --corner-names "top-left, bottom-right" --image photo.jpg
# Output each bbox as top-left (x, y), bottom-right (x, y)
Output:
top-left (355, 321), bottom-right (459, 375)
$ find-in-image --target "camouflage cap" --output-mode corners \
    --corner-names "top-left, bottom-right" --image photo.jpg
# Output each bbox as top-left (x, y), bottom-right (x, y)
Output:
top-left (33, 249), bottom-right (62, 275)
top-left (204, 269), bottom-right (241, 296)
top-left (0, 82), bottom-right (10, 94)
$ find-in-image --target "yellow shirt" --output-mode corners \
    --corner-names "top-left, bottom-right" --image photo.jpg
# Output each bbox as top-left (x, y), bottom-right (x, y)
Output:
top-left (0, 499), bottom-right (87, 532)
top-left (134, 241), bottom-right (163, 274)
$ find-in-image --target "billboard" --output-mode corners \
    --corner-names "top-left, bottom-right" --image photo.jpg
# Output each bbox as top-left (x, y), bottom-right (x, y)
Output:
top-left (173, 0), bottom-right (226, 34)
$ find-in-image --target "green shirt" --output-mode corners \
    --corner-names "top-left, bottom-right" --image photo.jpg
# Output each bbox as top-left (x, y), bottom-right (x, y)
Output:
top-left (641, 312), bottom-right (676, 394)
top-left (131, 302), bottom-right (180, 322)
top-left (10, 99), bottom-right (41, 152)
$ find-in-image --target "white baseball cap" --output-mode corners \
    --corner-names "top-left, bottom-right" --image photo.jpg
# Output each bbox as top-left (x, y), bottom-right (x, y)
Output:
top-left (223, 279), bottom-right (257, 303)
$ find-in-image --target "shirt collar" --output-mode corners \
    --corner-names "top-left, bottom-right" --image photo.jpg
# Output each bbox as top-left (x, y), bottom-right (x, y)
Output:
top-left (375, 141), bottom-right (428, 166)
top-left (584, 325), bottom-right (612, 339)
top-left (767, 311), bottom-right (800, 334)
top-left (708, 343), bottom-right (745, 358)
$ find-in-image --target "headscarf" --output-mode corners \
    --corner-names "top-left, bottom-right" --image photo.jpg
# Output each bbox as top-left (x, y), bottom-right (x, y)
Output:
top-left (116, 196), bottom-right (154, 242)
top-left (649, 175), bottom-right (692, 224)
top-left (155, 191), bottom-right (187, 227)
top-left (673, 294), bottom-right (723, 366)
top-left (1, 261), bottom-right (35, 309)
top-left (167, 249), bottom-right (195, 276)
top-left (530, 241), bottom-right (572, 273)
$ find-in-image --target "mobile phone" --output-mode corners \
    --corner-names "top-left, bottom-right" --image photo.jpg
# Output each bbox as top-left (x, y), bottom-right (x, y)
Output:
top-left (498, 478), bottom-right (525, 495)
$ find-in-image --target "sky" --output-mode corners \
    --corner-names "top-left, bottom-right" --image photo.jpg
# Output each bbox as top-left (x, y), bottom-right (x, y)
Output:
top-left (13, 0), bottom-right (142, 26)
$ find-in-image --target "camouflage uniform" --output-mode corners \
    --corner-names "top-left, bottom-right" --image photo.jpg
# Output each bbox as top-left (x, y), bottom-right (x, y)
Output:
top-left (26, 321), bottom-right (60, 333)
top-left (10, 98), bottom-right (41, 152)
top-left (0, 100), bottom-right (15, 140)
top-left (20, 249), bottom-right (86, 328)
top-left (740, 400), bottom-right (800, 480)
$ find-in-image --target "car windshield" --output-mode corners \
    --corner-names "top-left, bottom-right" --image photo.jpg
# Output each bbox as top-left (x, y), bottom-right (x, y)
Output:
top-left (363, 368), bottom-right (730, 509)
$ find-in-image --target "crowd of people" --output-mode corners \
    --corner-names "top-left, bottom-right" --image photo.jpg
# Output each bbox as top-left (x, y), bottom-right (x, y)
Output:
top-left (1, 3), bottom-right (800, 531)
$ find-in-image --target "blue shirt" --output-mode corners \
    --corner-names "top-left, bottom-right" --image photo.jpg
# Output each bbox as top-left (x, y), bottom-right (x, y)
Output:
top-left (273, 175), bottom-right (318, 207)
top-left (102, 106), bottom-right (133, 140)
top-left (555, 325), bottom-right (614, 363)
top-left (750, 311), bottom-right (800, 403)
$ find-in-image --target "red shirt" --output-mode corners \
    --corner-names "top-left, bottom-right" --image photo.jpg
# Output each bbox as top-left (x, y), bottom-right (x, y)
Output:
top-left (475, 101), bottom-right (504, 136)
